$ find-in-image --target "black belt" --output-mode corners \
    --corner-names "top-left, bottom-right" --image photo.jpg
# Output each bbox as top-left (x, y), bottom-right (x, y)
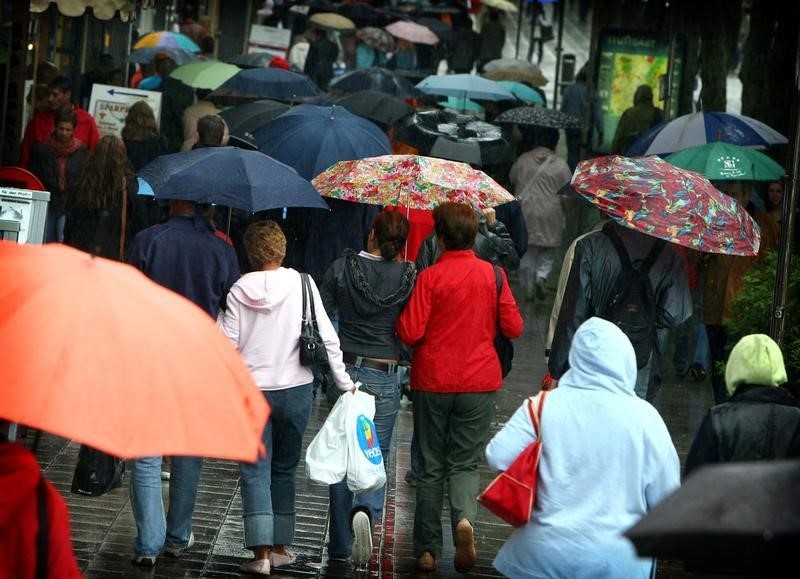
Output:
top-left (342, 353), bottom-right (398, 373)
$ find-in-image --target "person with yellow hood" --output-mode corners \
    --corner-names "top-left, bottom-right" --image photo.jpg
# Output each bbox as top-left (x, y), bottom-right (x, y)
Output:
top-left (684, 334), bottom-right (800, 478)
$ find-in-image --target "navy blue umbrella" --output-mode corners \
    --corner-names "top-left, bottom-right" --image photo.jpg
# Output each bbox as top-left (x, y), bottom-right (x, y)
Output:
top-left (329, 67), bottom-right (420, 99)
top-left (138, 147), bottom-right (328, 212)
top-left (209, 68), bottom-right (322, 102)
top-left (253, 104), bottom-right (392, 179)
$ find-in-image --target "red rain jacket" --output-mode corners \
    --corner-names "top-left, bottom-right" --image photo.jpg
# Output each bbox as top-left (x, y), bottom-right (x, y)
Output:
top-left (397, 249), bottom-right (523, 393)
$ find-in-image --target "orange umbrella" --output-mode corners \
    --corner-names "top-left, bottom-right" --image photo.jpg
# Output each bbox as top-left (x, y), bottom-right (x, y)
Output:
top-left (0, 242), bottom-right (269, 462)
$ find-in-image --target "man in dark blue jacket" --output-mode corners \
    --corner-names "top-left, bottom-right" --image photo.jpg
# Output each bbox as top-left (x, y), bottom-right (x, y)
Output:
top-left (126, 199), bottom-right (240, 566)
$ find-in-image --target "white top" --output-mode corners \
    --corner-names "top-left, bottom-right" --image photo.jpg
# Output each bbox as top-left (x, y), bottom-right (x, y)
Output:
top-left (218, 267), bottom-right (354, 392)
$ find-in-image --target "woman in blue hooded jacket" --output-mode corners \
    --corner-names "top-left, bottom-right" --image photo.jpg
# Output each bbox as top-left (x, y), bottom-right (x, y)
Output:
top-left (486, 317), bottom-right (680, 578)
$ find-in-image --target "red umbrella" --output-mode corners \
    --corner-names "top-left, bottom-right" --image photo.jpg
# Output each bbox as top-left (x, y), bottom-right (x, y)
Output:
top-left (571, 155), bottom-right (761, 256)
top-left (0, 242), bottom-right (269, 462)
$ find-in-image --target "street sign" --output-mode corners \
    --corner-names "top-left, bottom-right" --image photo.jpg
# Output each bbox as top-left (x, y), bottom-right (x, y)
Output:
top-left (248, 24), bottom-right (291, 60)
top-left (0, 187), bottom-right (50, 244)
top-left (88, 84), bottom-right (163, 137)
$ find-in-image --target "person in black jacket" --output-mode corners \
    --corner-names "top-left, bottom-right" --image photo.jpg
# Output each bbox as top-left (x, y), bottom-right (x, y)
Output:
top-left (684, 334), bottom-right (800, 478)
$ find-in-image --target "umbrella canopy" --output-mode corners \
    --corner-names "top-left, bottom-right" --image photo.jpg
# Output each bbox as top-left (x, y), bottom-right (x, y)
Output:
top-left (218, 99), bottom-right (292, 140)
top-left (495, 106), bottom-right (581, 129)
top-left (127, 47), bottom-right (200, 65)
top-left (356, 26), bottom-right (396, 53)
top-left (396, 110), bottom-right (512, 166)
top-left (625, 460), bottom-right (800, 574)
top-left (309, 12), bottom-right (356, 31)
top-left (210, 68), bottom-right (321, 102)
top-left (225, 52), bottom-right (275, 68)
top-left (665, 142), bottom-right (785, 181)
top-left (169, 60), bottom-right (241, 90)
top-left (438, 96), bottom-right (485, 113)
top-left (311, 154), bottom-right (514, 210)
top-left (385, 20), bottom-right (439, 45)
top-left (332, 90), bottom-right (414, 128)
top-left (626, 111), bottom-right (790, 157)
top-left (482, 58), bottom-right (548, 87)
top-left (133, 31), bottom-right (200, 52)
top-left (571, 155), bottom-right (761, 256)
top-left (329, 67), bottom-right (420, 98)
top-left (0, 242), bottom-right (269, 462)
top-left (481, 0), bottom-right (518, 11)
top-left (416, 17), bottom-right (454, 42)
top-left (138, 146), bottom-right (328, 212)
top-left (416, 73), bottom-right (516, 102)
top-left (498, 80), bottom-right (545, 105)
top-left (253, 104), bottom-right (392, 180)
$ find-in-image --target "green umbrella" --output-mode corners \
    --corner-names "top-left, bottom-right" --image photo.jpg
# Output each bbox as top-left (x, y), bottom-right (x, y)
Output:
top-left (170, 60), bottom-right (241, 90)
top-left (665, 142), bottom-right (784, 181)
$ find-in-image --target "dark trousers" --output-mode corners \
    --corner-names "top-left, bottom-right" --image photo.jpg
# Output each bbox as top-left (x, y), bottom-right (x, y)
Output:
top-left (412, 390), bottom-right (495, 559)
top-left (705, 324), bottom-right (728, 404)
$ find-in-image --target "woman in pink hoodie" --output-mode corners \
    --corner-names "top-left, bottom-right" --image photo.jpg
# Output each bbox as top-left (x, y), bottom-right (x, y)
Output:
top-left (218, 220), bottom-right (356, 575)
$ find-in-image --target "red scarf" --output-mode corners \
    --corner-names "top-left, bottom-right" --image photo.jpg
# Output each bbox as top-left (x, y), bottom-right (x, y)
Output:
top-left (45, 133), bottom-right (83, 192)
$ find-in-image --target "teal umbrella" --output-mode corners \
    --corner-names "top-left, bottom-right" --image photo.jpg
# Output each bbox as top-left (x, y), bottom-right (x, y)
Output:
top-left (498, 81), bottom-right (545, 105)
top-left (665, 142), bottom-right (785, 181)
top-left (438, 96), bottom-right (484, 113)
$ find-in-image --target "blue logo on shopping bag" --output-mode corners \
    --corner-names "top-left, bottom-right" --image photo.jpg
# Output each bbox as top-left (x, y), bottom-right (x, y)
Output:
top-left (356, 415), bottom-right (382, 465)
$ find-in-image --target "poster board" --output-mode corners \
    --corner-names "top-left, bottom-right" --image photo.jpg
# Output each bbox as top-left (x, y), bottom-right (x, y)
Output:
top-left (0, 187), bottom-right (50, 244)
top-left (248, 24), bottom-right (291, 60)
top-left (88, 84), bottom-right (163, 137)
top-left (596, 30), bottom-right (684, 153)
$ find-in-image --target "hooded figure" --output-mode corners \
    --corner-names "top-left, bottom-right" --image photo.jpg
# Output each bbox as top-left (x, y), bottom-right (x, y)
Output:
top-left (486, 317), bottom-right (680, 579)
top-left (610, 84), bottom-right (663, 155)
top-left (684, 334), bottom-right (800, 477)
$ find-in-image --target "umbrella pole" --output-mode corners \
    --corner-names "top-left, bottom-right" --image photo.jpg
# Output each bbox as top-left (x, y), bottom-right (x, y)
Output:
top-left (769, 33), bottom-right (800, 344)
top-left (515, 0), bottom-right (524, 58)
top-left (226, 206), bottom-right (232, 237)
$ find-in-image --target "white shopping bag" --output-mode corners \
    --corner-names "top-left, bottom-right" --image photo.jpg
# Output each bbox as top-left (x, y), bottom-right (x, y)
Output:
top-left (305, 392), bottom-right (348, 485)
top-left (345, 390), bottom-right (386, 492)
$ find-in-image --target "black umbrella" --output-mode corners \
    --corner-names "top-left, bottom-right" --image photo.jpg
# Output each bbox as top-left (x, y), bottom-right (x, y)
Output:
top-left (210, 68), bottom-right (322, 102)
top-left (329, 67), bottom-right (420, 98)
top-left (332, 90), bottom-right (414, 128)
top-left (395, 110), bottom-right (513, 166)
top-left (225, 52), bottom-right (274, 68)
top-left (219, 99), bottom-right (291, 140)
top-left (495, 106), bottom-right (581, 129)
top-left (625, 460), bottom-right (800, 575)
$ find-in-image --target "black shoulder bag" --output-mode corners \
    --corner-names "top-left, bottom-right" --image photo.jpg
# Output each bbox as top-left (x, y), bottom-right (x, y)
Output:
top-left (493, 265), bottom-right (514, 378)
top-left (299, 273), bottom-right (329, 366)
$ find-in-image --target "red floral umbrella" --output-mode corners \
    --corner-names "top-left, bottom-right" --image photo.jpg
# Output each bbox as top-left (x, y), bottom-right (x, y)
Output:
top-left (571, 155), bottom-right (761, 256)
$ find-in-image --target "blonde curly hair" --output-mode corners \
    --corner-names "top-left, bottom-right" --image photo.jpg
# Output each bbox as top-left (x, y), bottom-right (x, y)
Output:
top-left (244, 220), bottom-right (286, 269)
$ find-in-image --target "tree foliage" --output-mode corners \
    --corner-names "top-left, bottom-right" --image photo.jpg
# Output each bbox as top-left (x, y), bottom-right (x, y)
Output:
top-left (725, 251), bottom-right (800, 384)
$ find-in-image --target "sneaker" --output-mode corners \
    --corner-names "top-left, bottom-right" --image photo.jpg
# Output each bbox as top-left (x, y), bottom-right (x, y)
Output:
top-left (351, 510), bottom-right (373, 566)
top-left (239, 558), bottom-right (271, 575)
top-left (131, 554), bottom-right (157, 567)
top-left (161, 470), bottom-right (171, 481)
top-left (688, 363), bottom-right (707, 382)
top-left (416, 551), bottom-right (437, 572)
top-left (454, 519), bottom-right (477, 573)
top-left (269, 549), bottom-right (297, 568)
top-left (163, 532), bottom-right (194, 558)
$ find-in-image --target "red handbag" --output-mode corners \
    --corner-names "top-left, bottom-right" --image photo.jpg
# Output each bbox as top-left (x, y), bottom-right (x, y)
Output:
top-left (478, 391), bottom-right (547, 527)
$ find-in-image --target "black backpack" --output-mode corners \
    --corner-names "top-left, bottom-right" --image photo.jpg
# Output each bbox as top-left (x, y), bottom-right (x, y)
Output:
top-left (599, 224), bottom-right (665, 369)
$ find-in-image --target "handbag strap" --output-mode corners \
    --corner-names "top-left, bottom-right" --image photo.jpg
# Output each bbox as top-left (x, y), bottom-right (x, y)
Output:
top-left (118, 178), bottom-right (128, 261)
top-left (493, 265), bottom-right (503, 336)
top-left (300, 273), bottom-right (319, 329)
top-left (527, 391), bottom-right (548, 440)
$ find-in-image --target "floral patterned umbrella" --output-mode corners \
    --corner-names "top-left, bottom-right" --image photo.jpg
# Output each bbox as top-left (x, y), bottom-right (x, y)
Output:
top-left (356, 27), bottom-right (396, 53)
top-left (571, 155), bottom-right (761, 256)
top-left (311, 154), bottom-right (514, 210)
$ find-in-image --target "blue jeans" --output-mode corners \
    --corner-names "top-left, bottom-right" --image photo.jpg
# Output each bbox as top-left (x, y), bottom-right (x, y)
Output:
top-left (45, 213), bottom-right (65, 243)
top-left (327, 364), bottom-right (401, 558)
top-left (239, 384), bottom-right (312, 548)
top-left (130, 455), bottom-right (203, 557)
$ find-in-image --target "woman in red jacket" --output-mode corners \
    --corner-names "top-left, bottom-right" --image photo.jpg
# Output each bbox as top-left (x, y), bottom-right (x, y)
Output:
top-left (396, 202), bottom-right (523, 574)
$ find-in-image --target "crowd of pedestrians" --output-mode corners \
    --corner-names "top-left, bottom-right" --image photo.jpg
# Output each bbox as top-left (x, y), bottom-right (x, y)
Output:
top-left (4, 5), bottom-right (798, 577)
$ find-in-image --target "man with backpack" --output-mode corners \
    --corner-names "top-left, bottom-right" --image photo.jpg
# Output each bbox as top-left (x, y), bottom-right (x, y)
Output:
top-left (548, 221), bottom-right (692, 400)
